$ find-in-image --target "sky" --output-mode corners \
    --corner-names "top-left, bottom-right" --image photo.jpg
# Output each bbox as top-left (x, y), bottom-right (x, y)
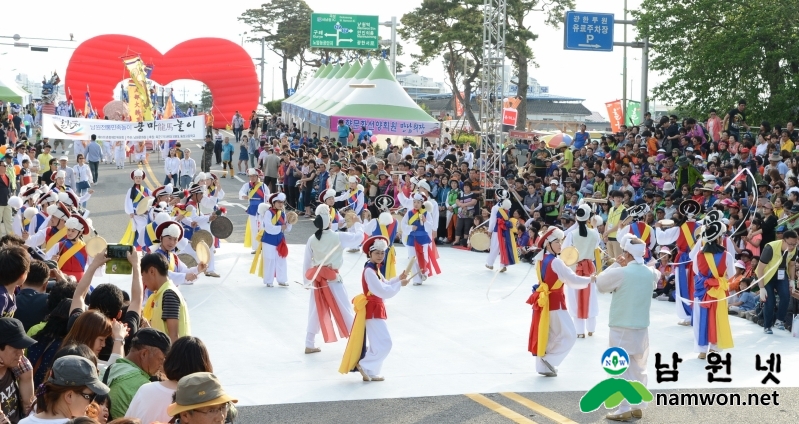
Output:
top-left (0, 0), bottom-right (659, 117)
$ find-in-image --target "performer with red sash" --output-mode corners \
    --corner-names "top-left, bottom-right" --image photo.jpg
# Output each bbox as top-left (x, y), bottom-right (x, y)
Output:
top-left (563, 204), bottom-right (602, 338)
top-left (239, 168), bottom-right (268, 253)
top-left (400, 193), bottom-right (436, 285)
top-left (415, 180), bottom-right (442, 276)
top-left (252, 193), bottom-right (292, 287)
top-left (528, 227), bottom-right (592, 377)
top-left (319, 189), bottom-right (345, 231)
top-left (655, 199), bottom-right (700, 326)
top-left (485, 198), bottom-right (519, 272)
top-left (46, 214), bottom-right (91, 281)
top-left (363, 210), bottom-right (399, 279)
top-left (339, 236), bottom-right (410, 382)
top-left (617, 205), bottom-right (656, 263)
top-left (691, 221), bottom-right (735, 359)
top-left (335, 176), bottom-right (365, 216)
top-left (153, 220), bottom-right (206, 286)
top-left (301, 204), bottom-right (365, 354)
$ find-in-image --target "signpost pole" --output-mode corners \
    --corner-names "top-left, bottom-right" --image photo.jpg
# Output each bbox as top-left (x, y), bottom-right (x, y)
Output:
top-left (260, 37), bottom-right (266, 105)
top-left (622, 0), bottom-right (627, 126)
top-left (390, 16), bottom-right (397, 76)
top-left (640, 37), bottom-right (649, 117)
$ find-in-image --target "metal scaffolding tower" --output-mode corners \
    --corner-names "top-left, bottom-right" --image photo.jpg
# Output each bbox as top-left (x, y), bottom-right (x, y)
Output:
top-left (479, 0), bottom-right (507, 201)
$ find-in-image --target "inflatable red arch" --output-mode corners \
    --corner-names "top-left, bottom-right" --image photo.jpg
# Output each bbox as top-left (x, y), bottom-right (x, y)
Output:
top-left (65, 34), bottom-right (259, 128)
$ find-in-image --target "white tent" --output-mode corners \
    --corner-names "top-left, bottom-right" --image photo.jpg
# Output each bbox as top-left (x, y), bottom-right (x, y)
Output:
top-left (314, 61), bottom-right (370, 115)
top-left (0, 75), bottom-right (32, 105)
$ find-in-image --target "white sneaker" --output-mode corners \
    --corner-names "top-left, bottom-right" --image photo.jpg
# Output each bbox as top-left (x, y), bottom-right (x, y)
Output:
top-left (657, 294), bottom-right (669, 301)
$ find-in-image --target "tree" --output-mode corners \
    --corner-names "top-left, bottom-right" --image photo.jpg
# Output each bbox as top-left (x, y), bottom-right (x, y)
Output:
top-left (506, 0), bottom-right (573, 130)
top-left (635, 0), bottom-right (799, 124)
top-left (200, 84), bottom-right (213, 111)
top-left (400, 0), bottom-right (484, 131)
top-left (265, 99), bottom-right (283, 115)
top-left (239, 0), bottom-right (312, 97)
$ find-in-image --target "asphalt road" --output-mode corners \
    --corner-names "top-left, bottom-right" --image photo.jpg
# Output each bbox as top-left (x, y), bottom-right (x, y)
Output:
top-left (235, 387), bottom-right (799, 424)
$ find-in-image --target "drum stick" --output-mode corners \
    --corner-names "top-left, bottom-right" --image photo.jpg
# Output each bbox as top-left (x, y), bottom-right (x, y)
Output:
top-left (405, 258), bottom-right (415, 275)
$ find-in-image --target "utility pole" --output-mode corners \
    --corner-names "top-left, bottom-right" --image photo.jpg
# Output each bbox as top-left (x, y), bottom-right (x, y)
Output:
top-left (380, 17), bottom-right (398, 76)
top-left (271, 67), bottom-right (275, 101)
top-left (260, 37), bottom-right (266, 105)
top-left (622, 0), bottom-right (627, 125)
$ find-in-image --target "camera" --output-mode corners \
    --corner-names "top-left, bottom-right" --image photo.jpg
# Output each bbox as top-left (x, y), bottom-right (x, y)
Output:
top-left (106, 244), bottom-right (133, 259)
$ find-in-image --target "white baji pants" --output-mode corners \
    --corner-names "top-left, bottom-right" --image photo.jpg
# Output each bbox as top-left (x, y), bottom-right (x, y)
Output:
top-left (114, 149), bottom-right (126, 167)
top-left (535, 309), bottom-right (577, 374)
top-left (573, 317), bottom-right (597, 335)
top-left (405, 244), bottom-right (430, 284)
top-left (609, 327), bottom-right (649, 412)
top-left (359, 319), bottom-right (392, 377)
top-left (486, 232), bottom-right (500, 267)
top-left (132, 215), bottom-right (148, 247)
top-left (261, 243), bottom-right (287, 285)
top-left (248, 215), bottom-right (259, 250)
top-left (692, 302), bottom-right (720, 353)
top-left (305, 280), bottom-right (354, 348)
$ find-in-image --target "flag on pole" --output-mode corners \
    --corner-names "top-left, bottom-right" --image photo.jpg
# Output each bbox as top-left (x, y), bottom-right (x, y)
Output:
top-left (164, 89), bottom-right (175, 119)
top-left (84, 86), bottom-right (95, 118)
top-left (67, 87), bottom-right (75, 117)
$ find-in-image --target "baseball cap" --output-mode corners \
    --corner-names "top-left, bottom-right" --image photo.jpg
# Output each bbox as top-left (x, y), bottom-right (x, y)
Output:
top-left (0, 318), bottom-right (37, 349)
top-left (49, 355), bottom-right (110, 395)
top-left (167, 372), bottom-right (238, 416)
top-left (734, 260), bottom-right (746, 269)
top-left (59, 156), bottom-right (68, 161)
top-left (131, 328), bottom-right (172, 354)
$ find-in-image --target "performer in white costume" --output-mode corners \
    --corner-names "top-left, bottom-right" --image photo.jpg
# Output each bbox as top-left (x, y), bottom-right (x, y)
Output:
top-left (239, 168), bottom-right (268, 253)
top-left (594, 234), bottom-right (660, 421)
top-left (302, 203), bottom-right (365, 354)
top-left (252, 193), bottom-right (292, 287)
top-left (563, 204), bottom-right (602, 338)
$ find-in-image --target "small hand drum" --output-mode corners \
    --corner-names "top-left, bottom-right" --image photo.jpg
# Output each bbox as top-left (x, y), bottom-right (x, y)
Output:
top-left (559, 246), bottom-right (579, 266)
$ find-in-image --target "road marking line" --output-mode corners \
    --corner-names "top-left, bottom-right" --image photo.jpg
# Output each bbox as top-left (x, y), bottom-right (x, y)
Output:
top-left (137, 164), bottom-right (156, 191)
top-left (464, 394), bottom-right (538, 424)
top-left (501, 392), bottom-right (578, 424)
top-left (234, 175), bottom-right (244, 183)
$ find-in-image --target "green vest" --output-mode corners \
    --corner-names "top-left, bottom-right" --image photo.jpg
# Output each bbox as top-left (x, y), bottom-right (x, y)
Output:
top-left (608, 264), bottom-right (656, 328)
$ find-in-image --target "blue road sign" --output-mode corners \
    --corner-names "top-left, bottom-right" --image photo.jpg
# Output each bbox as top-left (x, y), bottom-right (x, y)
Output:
top-left (564, 11), bottom-right (614, 52)
top-left (286, 88), bottom-right (296, 96)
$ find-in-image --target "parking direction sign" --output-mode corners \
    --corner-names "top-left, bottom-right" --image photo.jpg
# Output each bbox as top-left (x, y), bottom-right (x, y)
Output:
top-left (563, 11), bottom-right (614, 52)
top-left (286, 88), bottom-right (296, 96)
top-left (310, 14), bottom-right (379, 49)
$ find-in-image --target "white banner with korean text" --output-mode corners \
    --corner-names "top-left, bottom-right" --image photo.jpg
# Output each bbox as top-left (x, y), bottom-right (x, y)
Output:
top-left (41, 114), bottom-right (205, 141)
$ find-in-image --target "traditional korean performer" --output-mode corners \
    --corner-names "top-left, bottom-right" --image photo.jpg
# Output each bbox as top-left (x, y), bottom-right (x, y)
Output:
top-left (690, 221), bottom-right (735, 359)
top-left (153, 220), bottom-right (207, 286)
top-left (179, 184), bottom-right (221, 278)
top-left (339, 235), bottom-right (410, 382)
top-left (142, 211), bottom-right (172, 253)
top-left (319, 189), bottom-right (345, 231)
top-left (485, 198), bottom-right (519, 273)
top-left (113, 139), bottom-right (126, 169)
top-left (563, 204), bottom-right (602, 338)
top-left (415, 180), bottom-right (442, 276)
top-left (252, 193), bottom-right (292, 287)
top-left (25, 202), bottom-right (71, 252)
top-left (46, 214), bottom-right (92, 281)
top-left (400, 193), bottom-right (436, 285)
top-left (239, 168), bottom-right (268, 253)
top-left (132, 140), bottom-right (147, 164)
top-left (654, 199), bottom-right (700, 326)
top-left (363, 210), bottom-right (399, 279)
top-left (527, 226), bottom-right (592, 377)
top-left (7, 196), bottom-right (24, 237)
top-left (302, 203), bottom-right (365, 354)
top-left (122, 170), bottom-right (152, 248)
top-left (594, 234), bottom-right (660, 421)
top-left (28, 190), bottom-right (58, 236)
top-left (335, 176), bottom-right (365, 216)
top-left (617, 204), bottom-right (656, 263)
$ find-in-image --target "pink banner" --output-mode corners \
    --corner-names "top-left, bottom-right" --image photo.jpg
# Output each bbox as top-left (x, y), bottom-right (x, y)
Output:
top-left (329, 116), bottom-right (440, 136)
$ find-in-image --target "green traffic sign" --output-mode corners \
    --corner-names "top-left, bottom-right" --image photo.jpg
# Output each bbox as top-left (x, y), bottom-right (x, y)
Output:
top-left (310, 13), bottom-right (379, 50)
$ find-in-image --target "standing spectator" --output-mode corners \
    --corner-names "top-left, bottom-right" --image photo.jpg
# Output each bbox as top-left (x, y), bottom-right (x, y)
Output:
top-left (221, 137), bottom-right (234, 178)
top-left (237, 137), bottom-right (249, 175)
top-left (262, 148), bottom-right (281, 193)
top-left (140, 253), bottom-right (190, 342)
top-left (283, 155), bottom-right (300, 209)
top-left (179, 149), bottom-right (196, 190)
top-left (73, 154), bottom-right (93, 207)
top-left (205, 110), bottom-right (214, 138)
top-left (707, 109), bottom-right (722, 142)
top-left (337, 119), bottom-right (350, 145)
top-left (37, 144), bottom-right (54, 174)
top-left (231, 111), bottom-right (245, 142)
top-left (0, 162), bottom-right (13, 237)
top-left (573, 124), bottom-right (589, 150)
top-left (39, 158), bottom-right (57, 186)
top-left (0, 317), bottom-right (38, 423)
top-left (14, 260), bottom-right (53, 331)
top-left (247, 131), bottom-right (259, 169)
top-left (722, 99), bottom-right (749, 142)
top-left (57, 156), bottom-right (75, 190)
top-left (213, 129), bottom-right (223, 165)
top-left (249, 110), bottom-right (259, 136)
top-left (201, 135), bottom-right (214, 173)
top-left (86, 135), bottom-right (103, 184)
top-left (105, 328), bottom-right (171, 420)
top-left (164, 148), bottom-right (180, 186)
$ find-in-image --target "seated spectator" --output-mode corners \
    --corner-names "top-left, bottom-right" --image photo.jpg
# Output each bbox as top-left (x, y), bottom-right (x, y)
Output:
top-left (729, 278), bottom-right (758, 316)
top-left (21, 355), bottom-right (110, 424)
top-left (105, 328), bottom-right (171, 420)
top-left (125, 336), bottom-right (213, 423)
top-left (167, 372), bottom-right (237, 424)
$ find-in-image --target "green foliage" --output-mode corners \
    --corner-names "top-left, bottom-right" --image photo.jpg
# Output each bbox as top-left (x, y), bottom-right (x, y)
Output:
top-left (239, 0), bottom-right (313, 96)
top-left (200, 85), bottom-right (212, 111)
top-left (635, 0), bottom-right (799, 124)
top-left (265, 99), bottom-right (284, 115)
top-left (418, 103), bottom-right (431, 115)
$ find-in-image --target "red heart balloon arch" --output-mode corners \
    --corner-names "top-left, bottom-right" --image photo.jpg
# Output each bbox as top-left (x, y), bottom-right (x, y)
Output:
top-left (65, 35), bottom-right (259, 128)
